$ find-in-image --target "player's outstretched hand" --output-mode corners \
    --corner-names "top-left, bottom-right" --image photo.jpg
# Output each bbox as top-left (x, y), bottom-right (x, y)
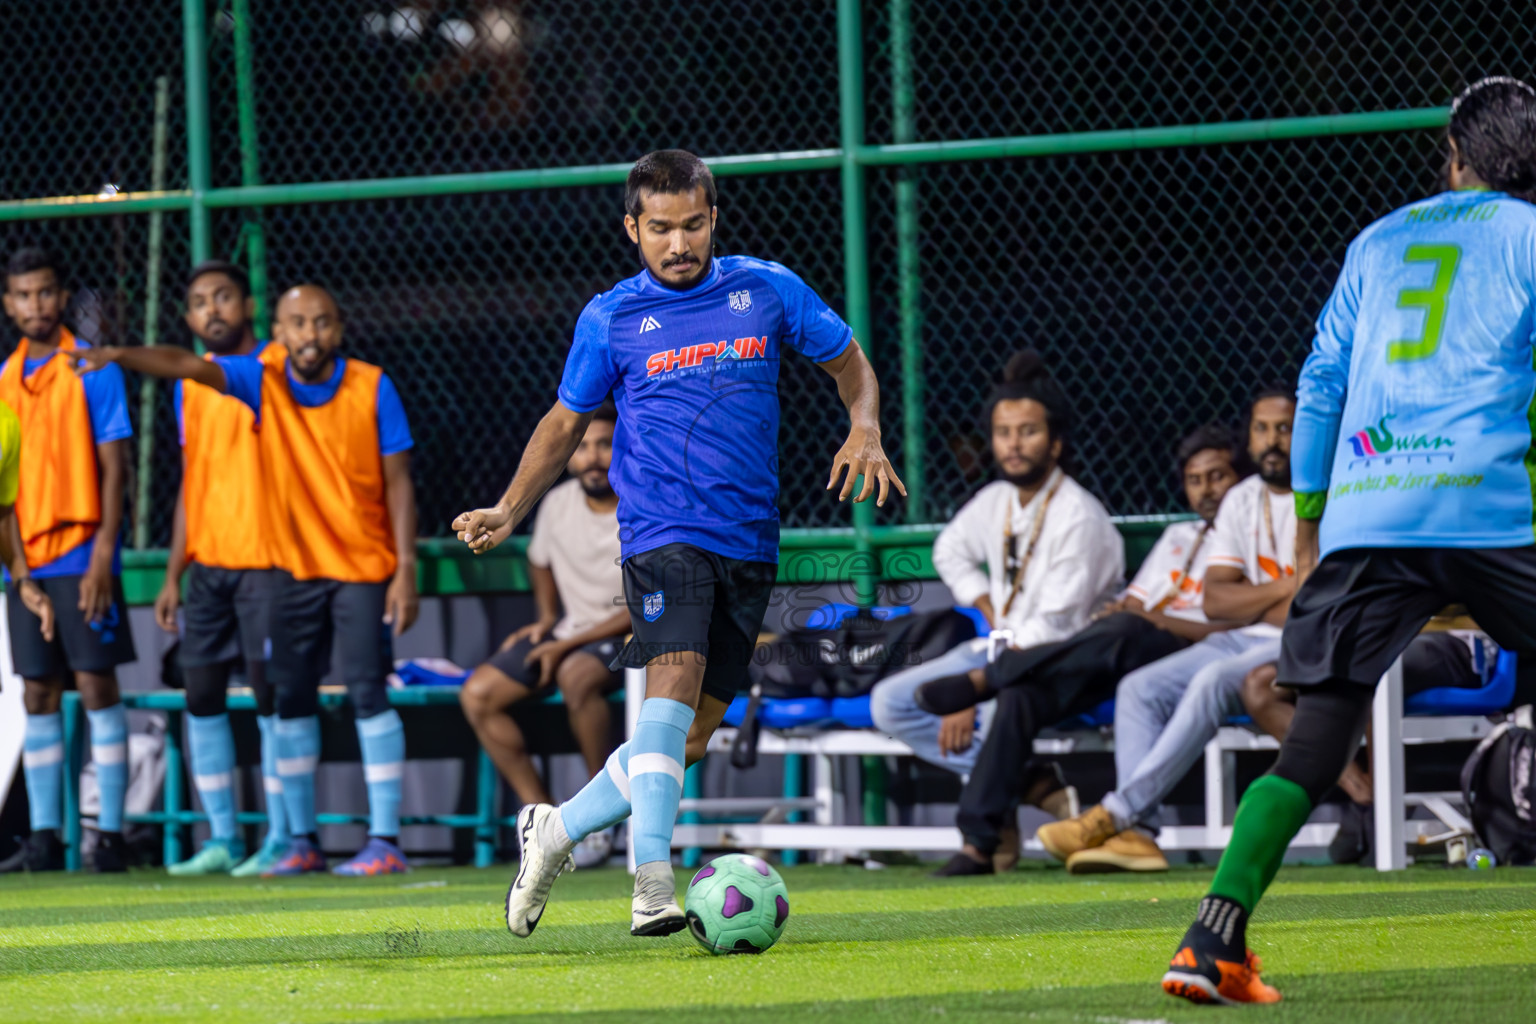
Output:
top-left (70, 345), bottom-right (118, 375)
top-left (453, 505), bottom-right (514, 554)
top-left (827, 425), bottom-right (907, 506)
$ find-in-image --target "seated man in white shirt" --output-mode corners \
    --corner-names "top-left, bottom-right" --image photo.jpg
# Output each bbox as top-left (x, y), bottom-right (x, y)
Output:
top-left (1038, 388), bottom-right (1298, 873)
top-left (924, 424), bottom-right (1248, 876)
top-left (459, 405), bottom-right (631, 866)
top-left (869, 350), bottom-right (1123, 782)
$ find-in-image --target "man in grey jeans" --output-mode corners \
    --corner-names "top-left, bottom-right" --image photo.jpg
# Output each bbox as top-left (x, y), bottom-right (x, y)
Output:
top-left (1038, 388), bottom-right (1298, 873)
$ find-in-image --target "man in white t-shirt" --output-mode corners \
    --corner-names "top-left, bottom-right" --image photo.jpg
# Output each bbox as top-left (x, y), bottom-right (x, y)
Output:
top-left (1038, 389), bottom-right (1298, 873)
top-left (459, 405), bottom-right (630, 865)
top-left (870, 351), bottom-right (1123, 781)
top-left (925, 424), bottom-right (1248, 876)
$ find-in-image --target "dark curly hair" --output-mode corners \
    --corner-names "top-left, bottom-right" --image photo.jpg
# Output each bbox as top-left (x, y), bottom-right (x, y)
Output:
top-left (1448, 77), bottom-right (1536, 202)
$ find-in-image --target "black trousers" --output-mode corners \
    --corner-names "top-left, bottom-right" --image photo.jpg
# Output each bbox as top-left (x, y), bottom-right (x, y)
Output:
top-left (955, 613), bottom-right (1190, 854)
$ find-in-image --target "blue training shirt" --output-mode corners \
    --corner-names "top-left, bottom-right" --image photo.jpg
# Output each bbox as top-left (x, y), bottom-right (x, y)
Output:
top-left (559, 255), bottom-right (854, 562)
top-left (24, 342), bottom-right (131, 578)
top-left (198, 353), bottom-right (414, 456)
top-left (1294, 189), bottom-right (1536, 555)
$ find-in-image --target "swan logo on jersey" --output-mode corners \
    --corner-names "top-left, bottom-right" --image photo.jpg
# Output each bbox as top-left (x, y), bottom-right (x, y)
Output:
top-left (645, 336), bottom-right (767, 376)
top-left (728, 289), bottom-right (753, 316)
top-left (1346, 414), bottom-right (1455, 466)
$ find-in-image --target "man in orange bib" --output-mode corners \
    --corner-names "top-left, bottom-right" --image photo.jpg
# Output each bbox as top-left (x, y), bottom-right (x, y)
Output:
top-left (0, 248), bottom-right (137, 874)
top-left (149, 261), bottom-right (291, 878)
top-left (80, 283), bottom-right (419, 877)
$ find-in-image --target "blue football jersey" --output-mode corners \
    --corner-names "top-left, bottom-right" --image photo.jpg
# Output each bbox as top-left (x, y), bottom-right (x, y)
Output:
top-left (1293, 189), bottom-right (1536, 555)
top-left (558, 255), bottom-right (854, 562)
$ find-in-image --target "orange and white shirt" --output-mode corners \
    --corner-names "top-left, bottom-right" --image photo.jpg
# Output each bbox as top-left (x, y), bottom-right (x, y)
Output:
top-left (1205, 474), bottom-right (1296, 637)
top-left (1124, 518), bottom-right (1213, 624)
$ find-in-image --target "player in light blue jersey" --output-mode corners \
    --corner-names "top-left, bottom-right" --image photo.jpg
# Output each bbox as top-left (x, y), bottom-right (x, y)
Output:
top-left (1163, 77), bottom-right (1536, 1007)
top-left (453, 150), bottom-right (903, 939)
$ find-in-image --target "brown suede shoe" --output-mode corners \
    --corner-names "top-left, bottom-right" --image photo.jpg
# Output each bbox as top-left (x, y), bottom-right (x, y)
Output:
top-left (1036, 804), bottom-right (1118, 862)
top-left (1066, 829), bottom-right (1170, 874)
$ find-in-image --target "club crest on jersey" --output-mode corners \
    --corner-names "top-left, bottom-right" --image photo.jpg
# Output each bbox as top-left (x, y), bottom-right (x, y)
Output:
top-left (728, 289), bottom-right (753, 316)
top-left (642, 590), bottom-right (665, 622)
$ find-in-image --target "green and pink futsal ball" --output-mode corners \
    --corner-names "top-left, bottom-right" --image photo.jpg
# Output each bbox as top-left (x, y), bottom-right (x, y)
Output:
top-left (685, 854), bottom-right (790, 955)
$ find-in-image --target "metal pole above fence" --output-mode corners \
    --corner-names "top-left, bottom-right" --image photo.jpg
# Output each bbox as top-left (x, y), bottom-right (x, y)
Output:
top-left (181, 0), bottom-right (212, 263)
top-left (232, 0), bottom-right (269, 338)
top-left (838, 0), bottom-right (878, 608)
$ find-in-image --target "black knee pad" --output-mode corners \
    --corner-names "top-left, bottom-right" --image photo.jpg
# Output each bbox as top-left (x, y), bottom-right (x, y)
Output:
top-left (183, 663), bottom-right (232, 718)
top-left (347, 680), bottom-right (391, 720)
top-left (1269, 682), bottom-right (1373, 804)
top-left (275, 682), bottom-right (319, 720)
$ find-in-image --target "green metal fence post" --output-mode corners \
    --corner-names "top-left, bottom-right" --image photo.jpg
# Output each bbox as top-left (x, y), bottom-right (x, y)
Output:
top-left (232, 0), bottom-right (269, 336)
top-left (837, 0), bottom-right (877, 608)
top-left (182, 0), bottom-right (212, 263)
top-left (890, 0), bottom-right (925, 523)
top-left (132, 76), bottom-right (171, 550)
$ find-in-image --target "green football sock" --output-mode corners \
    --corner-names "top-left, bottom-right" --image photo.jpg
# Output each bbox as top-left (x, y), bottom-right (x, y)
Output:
top-left (1208, 774), bottom-right (1314, 911)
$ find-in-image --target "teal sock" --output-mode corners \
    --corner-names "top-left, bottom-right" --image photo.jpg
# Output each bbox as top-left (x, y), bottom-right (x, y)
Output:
top-left (356, 709), bottom-right (405, 837)
top-left (1208, 774), bottom-right (1315, 911)
top-left (559, 742), bottom-right (632, 841)
top-left (256, 714), bottom-right (290, 843)
top-left (628, 698), bottom-right (694, 867)
top-left (187, 713), bottom-right (238, 842)
top-left (86, 704), bottom-right (129, 833)
top-left (275, 715), bottom-right (320, 835)
top-left (22, 712), bottom-right (64, 831)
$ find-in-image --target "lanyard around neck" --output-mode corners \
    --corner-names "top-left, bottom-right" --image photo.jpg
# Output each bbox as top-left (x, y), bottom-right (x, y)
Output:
top-left (1000, 478), bottom-right (1060, 619)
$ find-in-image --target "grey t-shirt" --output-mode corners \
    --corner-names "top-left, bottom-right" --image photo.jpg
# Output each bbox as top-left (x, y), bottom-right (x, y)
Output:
top-left (526, 477), bottom-right (624, 641)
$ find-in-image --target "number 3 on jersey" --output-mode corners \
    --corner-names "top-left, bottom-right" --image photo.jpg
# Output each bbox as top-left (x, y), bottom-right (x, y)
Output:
top-left (1388, 243), bottom-right (1461, 363)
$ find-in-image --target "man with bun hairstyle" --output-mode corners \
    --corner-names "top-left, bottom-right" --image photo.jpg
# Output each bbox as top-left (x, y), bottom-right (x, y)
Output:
top-left (1161, 77), bottom-right (1536, 1005)
top-left (868, 350), bottom-right (1123, 824)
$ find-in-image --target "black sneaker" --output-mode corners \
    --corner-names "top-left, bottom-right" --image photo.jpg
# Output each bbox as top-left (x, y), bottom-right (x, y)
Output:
top-left (1328, 802), bottom-right (1374, 865)
top-left (0, 830), bottom-right (66, 873)
top-left (92, 831), bottom-right (128, 873)
top-left (930, 852), bottom-right (994, 878)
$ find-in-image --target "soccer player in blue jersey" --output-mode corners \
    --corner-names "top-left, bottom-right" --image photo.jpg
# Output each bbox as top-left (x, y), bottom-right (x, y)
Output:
top-left (1162, 77), bottom-right (1536, 1005)
top-left (454, 149), bottom-right (903, 937)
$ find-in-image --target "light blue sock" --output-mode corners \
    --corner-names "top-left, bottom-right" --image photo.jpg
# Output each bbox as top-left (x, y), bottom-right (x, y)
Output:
top-left (356, 709), bottom-right (405, 837)
top-left (187, 713), bottom-right (237, 842)
top-left (22, 712), bottom-right (64, 832)
top-left (559, 742), bottom-right (633, 841)
top-left (256, 714), bottom-right (290, 843)
top-left (275, 715), bottom-right (320, 836)
top-left (86, 704), bottom-right (129, 833)
top-left (628, 698), bottom-right (694, 867)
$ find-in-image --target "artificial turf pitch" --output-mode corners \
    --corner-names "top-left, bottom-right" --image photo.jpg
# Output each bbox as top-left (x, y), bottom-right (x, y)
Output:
top-left (2, 862), bottom-right (1533, 1022)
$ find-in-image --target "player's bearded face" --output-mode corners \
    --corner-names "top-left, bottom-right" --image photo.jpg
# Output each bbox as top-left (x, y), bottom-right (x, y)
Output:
top-left (991, 398), bottom-right (1059, 489)
top-left (185, 274), bottom-right (249, 354)
top-left (1248, 397), bottom-right (1295, 488)
top-left (3, 269), bottom-right (68, 343)
top-left (627, 188), bottom-right (716, 290)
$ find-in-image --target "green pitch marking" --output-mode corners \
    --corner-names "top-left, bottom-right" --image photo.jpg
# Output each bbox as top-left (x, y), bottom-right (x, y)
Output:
top-left (1, 864), bottom-right (1533, 1022)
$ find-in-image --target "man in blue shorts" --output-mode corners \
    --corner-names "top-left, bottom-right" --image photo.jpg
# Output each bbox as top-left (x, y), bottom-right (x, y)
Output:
top-left (1162, 77), bottom-right (1536, 1005)
top-left (454, 149), bottom-right (903, 938)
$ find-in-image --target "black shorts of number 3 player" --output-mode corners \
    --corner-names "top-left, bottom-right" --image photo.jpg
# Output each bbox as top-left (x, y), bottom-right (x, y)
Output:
top-left (1162, 77), bottom-right (1536, 1007)
top-left (458, 150), bottom-right (903, 941)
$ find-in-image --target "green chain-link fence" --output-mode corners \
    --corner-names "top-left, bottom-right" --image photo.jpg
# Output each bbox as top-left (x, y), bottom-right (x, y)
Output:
top-left (0, 1), bottom-right (1522, 574)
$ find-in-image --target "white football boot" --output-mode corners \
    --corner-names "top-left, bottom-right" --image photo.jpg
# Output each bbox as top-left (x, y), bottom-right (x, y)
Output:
top-left (505, 804), bottom-right (575, 937)
top-left (631, 860), bottom-right (686, 936)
